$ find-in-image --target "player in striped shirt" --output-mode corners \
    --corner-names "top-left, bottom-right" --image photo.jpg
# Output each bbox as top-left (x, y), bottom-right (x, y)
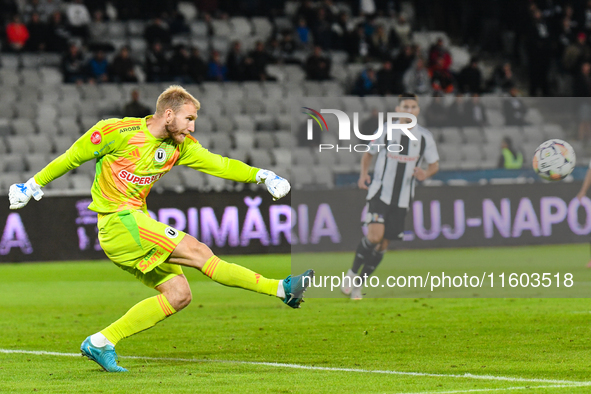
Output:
top-left (341, 93), bottom-right (439, 299)
top-left (8, 85), bottom-right (313, 372)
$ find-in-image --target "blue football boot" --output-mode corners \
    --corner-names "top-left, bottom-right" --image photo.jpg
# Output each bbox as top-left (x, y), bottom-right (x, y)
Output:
top-left (81, 336), bottom-right (128, 372)
top-left (283, 269), bottom-right (314, 308)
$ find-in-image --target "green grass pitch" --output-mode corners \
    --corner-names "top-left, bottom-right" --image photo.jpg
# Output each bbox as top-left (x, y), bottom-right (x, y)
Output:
top-left (2, 245), bottom-right (591, 393)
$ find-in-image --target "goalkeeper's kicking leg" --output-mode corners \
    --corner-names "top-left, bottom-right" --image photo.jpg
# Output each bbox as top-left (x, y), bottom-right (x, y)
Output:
top-left (81, 234), bottom-right (313, 372)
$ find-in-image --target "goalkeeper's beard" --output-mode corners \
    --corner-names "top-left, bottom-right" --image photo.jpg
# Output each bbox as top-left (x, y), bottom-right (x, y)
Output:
top-left (165, 120), bottom-right (188, 145)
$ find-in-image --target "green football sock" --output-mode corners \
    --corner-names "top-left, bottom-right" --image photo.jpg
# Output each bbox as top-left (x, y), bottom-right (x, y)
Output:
top-left (202, 255), bottom-right (280, 297)
top-left (101, 294), bottom-right (176, 346)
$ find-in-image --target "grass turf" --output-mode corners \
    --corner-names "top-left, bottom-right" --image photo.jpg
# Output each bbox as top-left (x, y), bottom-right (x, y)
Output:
top-left (1, 245), bottom-right (591, 393)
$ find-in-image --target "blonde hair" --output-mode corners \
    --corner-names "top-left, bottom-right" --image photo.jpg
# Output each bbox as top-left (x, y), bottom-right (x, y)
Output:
top-left (155, 85), bottom-right (201, 116)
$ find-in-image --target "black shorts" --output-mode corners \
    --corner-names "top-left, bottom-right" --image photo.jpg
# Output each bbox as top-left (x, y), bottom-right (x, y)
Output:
top-left (364, 196), bottom-right (408, 241)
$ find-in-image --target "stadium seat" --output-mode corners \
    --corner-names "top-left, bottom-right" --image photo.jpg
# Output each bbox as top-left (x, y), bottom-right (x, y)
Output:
top-left (58, 118), bottom-right (82, 137)
top-left (255, 132), bottom-right (275, 149)
top-left (37, 120), bottom-right (58, 136)
top-left (263, 83), bottom-right (283, 99)
top-left (483, 127), bottom-right (504, 145)
top-left (4, 154), bottom-right (26, 172)
top-left (252, 17), bottom-right (273, 39)
top-left (274, 131), bottom-right (293, 148)
top-left (254, 114), bottom-right (276, 130)
top-left (79, 101), bottom-right (101, 117)
top-left (80, 85), bottom-right (103, 101)
top-left (211, 37), bottom-right (230, 54)
top-left (210, 133), bottom-right (234, 152)
top-left (195, 115), bottom-right (213, 133)
top-left (39, 86), bottom-right (61, 102)
top-left (0, 173), bottom-right (22, 194)
top-left (440, 127), bottom-right (463, 144)
top-left (156, 171), bottom-right (185, 194)
top-left (189, 21), bottom-right (208, 37)
top-left (460, 144), bottom-right (483, 169)
top-left (60, 85), bottom-right (82, 102)
top-left (177, 1), bottom-right (198, 21)
top-left (316, 150), bottom-right (338, 167)
top-left (53, 135), bottom-right (75, 153)
top-left (181, 169), bottom-right (206, 191)
top-left (37, 104), bottom-right (58, 122)
top-left (204, 174), bottom-right (229, 192)
top-left (70, 174), bottom-right (93, 191)
top-left (522, 126), bottom-right (545, 144)
top-left (233, 115), bottom-right (256, 131)
top-left (45, 174), bottom-right (70, 190)
top-left (7, 136), bottom-right (31, 154)
top-left (0, 120), bottom-right (11, 136)
top-left (313, 167), bottom-right (334, 188)
top-left (230, 17), bottom-right (252, 36)
top-left (28, 134), bottom-right (54, 154)
top-left (243, 99), bottom-right (265, 115)
top-left (249, 149), bottom-right (273, 167)
top-left (234, 132), bottom-right (255, 150)
top-left (0, 54), bottom-right (19, 69)
top-left (273, 17), bottom-right (293, 31)
top-left (211, 20), bottom-right (233, 37)
top-left (0, 69), bottom-right (21, 86)
top-left (213, 117), bottom-right (234, 133)
top-left (21, 69), bottom-right (42, 86)
top-left (11, 119), bottom-right (35, 136)
top-left (127, 20), bottom-right (146, 36)
top-left (76, 161), bottom-right (95, 176)
top-left (272, 148), bottom-right (292, 167)
top-left (291, 166), bottom-right (314, 189)
top-left (0, 87), bottom-right (18, 105)
top-left (303, 82), bottom-right (323, 97)
top-left (462, 127), bottom-right (485, 144)
top-left (293, 147), bottom-right (315, 166)
top-left (543, 124), bottom-right (566, 140)
top-left (439, 144), bottom-right (463, 167)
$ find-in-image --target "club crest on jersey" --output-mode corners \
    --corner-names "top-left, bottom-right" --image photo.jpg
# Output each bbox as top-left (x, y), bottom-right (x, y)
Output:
top-left (164, 227), bottom-right (179, 238)
top-left (91, 131), bottom-right (102, 145)
top-left (155, 148), bottom-right (166, 163)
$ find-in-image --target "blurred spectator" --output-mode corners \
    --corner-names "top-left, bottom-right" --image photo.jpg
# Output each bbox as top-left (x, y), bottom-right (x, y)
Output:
top-left (353, 67), bottom-right (377, 96)
top-left (369, 24), bottom-right (391, 60)
top-left (376, 60), bottom-right (399, 95)
top-left (46, 11), bottom-right (70, 53)
top-left (248, 41), bottom-right (275, 81)
top-left (393, 44), bottom-right (415, 75)
top-left (170, 45), bottom-right (192, 84)
top-left (6, 15), bottom-right (29, 52)
top-left (39, 0), bottom-right (62, 22)
top-left (312, 8), bottom-right (332, 50)
top-left (266, 38), bottom-right (281, 62)
top-left (574, 62), bottom-right (591, 142)
top-left (110, 46), bottom-right (138, 83)
top-left (66, 0), bottom-right (91, 39)
top-left (557, 13), bottom-right (577, 60)
top-left (144, 17), bottom-right (171, 47)
top-left (392, 14), bottom-right (411, 46)
top-left (87, 50), bottom-right (109, 83)
top-left (305, 46), bottom-right (331, 80)
top-left (25, 12), bottom-right (48, 52)
top-left (503, 87), bottom-right (528, 126)
top-left (464, 95), bottom-right (487, 127)
top-left (457, 57), bottom-right (482, 94)
top-left (562, 32), bottom-right (591, 75)
top-left (207, 51), bottom-right (228, 81)
top-left (347, 24), bottom-right (369, 62)
top-left (430, 56), bottom-right (455, 93)
top-left (498, 137), bottom-right (523, 169)
top-left (331, 12), bottom-right (350, 50)
top-left (447, 94), bottom-right (468, 127)
top-left (428, 38), bottom-right (451, 72)
top-left (296, 0), bottom-right (317, 28)
top-left (122, 90), bottom-right (152, 118)
top-left (227, 41), bottom-right (245, 81)
top-left (425, 93), bottom-right (448, 127)
top-left (403, 58), bottom-right (430, 95)
top-left (527, 7), bottom-right (551, 96)
top-left (169, 10), bottom-right (190, 36)
top-left (488, 62), bottom-right (515, 92)
top-left (296, 18), bottom-right (311, 47)
top-left (88, 10), bottom-right (108, 44)
top-left (23, 0), bottom-right (44, 23)
top-left (145, 42), bottom-right (169, 82)
top-left (62, 43), bottom-right (86, 84)
top-left (280, 32), bottom-right (298, 62)
top-left (188, 47), bottom-right (207, 84)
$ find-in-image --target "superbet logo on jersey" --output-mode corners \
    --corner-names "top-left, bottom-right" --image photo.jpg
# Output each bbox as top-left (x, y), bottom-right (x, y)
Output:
top-left (302, 108), bottom-right (418, 153)
top-left (90, 131), bottom-right (102, 145)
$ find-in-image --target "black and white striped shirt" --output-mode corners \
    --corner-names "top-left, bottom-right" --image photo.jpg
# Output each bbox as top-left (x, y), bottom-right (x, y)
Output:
top-left (366, 122), bottom-right (439, 208)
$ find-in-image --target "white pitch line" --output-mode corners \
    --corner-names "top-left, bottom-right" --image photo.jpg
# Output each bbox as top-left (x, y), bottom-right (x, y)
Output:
top-left (1, 348), bottom-right (589, 387)
top-left (396, 383), bottom-right (591, 394)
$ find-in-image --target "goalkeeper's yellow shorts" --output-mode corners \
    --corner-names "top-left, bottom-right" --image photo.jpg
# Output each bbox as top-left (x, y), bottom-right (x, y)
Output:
top-left (97, 210), bottom-right (186, 288)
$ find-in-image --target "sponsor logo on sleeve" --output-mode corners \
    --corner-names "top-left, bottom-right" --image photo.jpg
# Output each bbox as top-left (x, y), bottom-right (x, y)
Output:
top-left (91, 131), bottom-right (102, 145)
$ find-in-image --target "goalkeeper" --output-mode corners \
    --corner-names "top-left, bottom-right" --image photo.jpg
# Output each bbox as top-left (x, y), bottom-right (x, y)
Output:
top-left (8, 85), bottom-right (313, 373)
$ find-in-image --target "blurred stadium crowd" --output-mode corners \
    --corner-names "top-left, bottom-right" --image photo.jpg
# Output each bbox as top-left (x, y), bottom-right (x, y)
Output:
top-left (0, 0), bottom-right (589, 193)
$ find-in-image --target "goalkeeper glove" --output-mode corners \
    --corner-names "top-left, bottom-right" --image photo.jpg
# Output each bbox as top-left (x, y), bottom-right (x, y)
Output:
top-left (9, 177), bottom-right (44, 210)
top-left (256, 169), bottom-right (291, 201)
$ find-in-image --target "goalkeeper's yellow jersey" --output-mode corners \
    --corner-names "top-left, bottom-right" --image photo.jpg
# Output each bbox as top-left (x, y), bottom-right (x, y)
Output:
top-left (34, 116), bottom-right (259, 214)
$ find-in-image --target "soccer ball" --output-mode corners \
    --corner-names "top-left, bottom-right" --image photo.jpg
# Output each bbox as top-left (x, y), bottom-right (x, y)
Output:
top-left (532, 139), bottom-right (576, 181)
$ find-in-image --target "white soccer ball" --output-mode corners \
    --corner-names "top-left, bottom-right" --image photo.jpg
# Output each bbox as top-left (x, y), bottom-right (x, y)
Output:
top-left (532, 139), bottom-right (576, 181)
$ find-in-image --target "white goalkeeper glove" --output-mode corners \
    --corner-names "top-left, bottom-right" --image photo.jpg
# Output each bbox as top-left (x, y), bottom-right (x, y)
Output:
top-left (256, 169), bottom-right (291, 201)
top-left (9, 177), bottom-right (44, 210)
